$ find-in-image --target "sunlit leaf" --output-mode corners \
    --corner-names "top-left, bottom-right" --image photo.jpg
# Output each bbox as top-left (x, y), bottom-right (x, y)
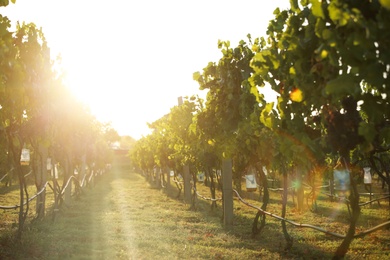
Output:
top-left (290, 88), bottom-right (303, 102)
top-left (252, 45), bottom-right (259, 52)
top-left (193, 71), bottom-right (201, 81)
top-left (270, 57), bottom-right (280, 69)
top-left (311, 0), bottom-right (325, 19)
top-left (250, 85), bottom-right (261, 103)
top-left (328, 2), bottom-right (349, 26)
top-left (315, 18), bottom-right (325, 38)
top-left (320, 50), bottom-right (328, 59)
top-left (290, 0), bottom-right (300, 12)
top-left (379, 0), bottom-right (390, 10)
top-left (260, 102), bottom-right (275, 128)
top-left (252, 52), bottom-right (266, 63)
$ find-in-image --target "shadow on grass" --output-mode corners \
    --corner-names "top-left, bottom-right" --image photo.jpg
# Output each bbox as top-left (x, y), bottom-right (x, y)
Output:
top-left (156, 179), bottom-right (337, 259)
top-left (0, 167), bottom-right (122, 259)
top-left (2, 167), bottom-right (388, 259)
top-left (0, 183), bottom-right (20, 195)
top-left (160, 179), bottom-right (389, 259)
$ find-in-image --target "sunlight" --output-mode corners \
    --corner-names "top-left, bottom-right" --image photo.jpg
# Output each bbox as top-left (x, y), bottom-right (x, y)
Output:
top-left (2, 0), bottom-right (290, 139)
top-left (89, 170), bottom-right (137, 258)
top-left (259, 84), bottom-right (279, 103)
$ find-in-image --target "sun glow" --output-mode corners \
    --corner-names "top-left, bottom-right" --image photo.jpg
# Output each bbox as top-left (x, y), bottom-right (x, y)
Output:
top-left (3, 0), bottom-right (290, 139)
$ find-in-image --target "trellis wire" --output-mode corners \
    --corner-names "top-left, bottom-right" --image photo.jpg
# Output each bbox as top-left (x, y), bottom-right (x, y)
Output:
top-left (0, 181), bottom-right (48, 210)
top-left (0, 168), bottom-right (14, 182)
top-left (0, 168), bottom-right (103, 211)
top-left (233, 189), bottom-right (390, 239)
top-left (192, 186), bottom-right (222, 202)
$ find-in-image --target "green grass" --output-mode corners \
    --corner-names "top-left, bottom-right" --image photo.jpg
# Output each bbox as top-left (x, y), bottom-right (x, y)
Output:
top-left (0, 168), bottom-right (389, 259)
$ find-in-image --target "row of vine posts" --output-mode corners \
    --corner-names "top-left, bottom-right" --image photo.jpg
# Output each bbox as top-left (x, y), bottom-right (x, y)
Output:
top-left (140, 157), bottom-right (390, 259)
top-left (0, 145), bottom-right (111, 240)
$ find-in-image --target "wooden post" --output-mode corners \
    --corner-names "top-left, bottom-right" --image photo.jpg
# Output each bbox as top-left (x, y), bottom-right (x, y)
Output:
top-left (80, 154), bottom-right (86, 187)
top-left (36, 144), bottom-right (48, 218)
top-left (156, 167), bottom-right (161, 188)
top-left (183, 165), bottom-right (191, 204)
top-left (64, 159), bottom-right (72, 204)
top-left (166, 167), bottom-right (170, 186)
top-left (330, 179), bottom-right (335, 202)
top-left (222, 158), bottom-right (233, 227)
top-left (51, 158), bottom-right (60, 219)
top-left (296, 167), bottom-right (304, 211)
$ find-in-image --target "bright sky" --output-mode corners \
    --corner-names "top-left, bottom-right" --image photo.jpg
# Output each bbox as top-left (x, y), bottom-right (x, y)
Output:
top-left (2, 0), bottom-right (289, 140)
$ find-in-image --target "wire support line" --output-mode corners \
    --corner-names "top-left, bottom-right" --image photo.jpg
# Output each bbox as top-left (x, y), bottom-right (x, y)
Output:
top-left (60, 176), bottom-right (75, 196)
top-left (302, 182), bottom-right (330, 190)
top-left (268, 184), bottom-right (327, 193)
top-left (319, 190), bottom-right (390, 207)
top-left (24, 170), bottom-right (33, 178)
top-left (232, 189), bottom-right (390, 239)
top-left (172, 178), bottom-right (183, 184)
top-left (80, 174), bottom-right (88, 187)
top-left (358, 195), bottom-right (390, 207)
top-left (192, 186), bottom-right (222, 202)
top-left (47, 182), bottom-right (56, 193)
top-left (60, 175), bottom-right (86, 196)
top-left (359, 192), bottom-right (390, 196)
top-left (0, 173), bottom-right (8, 182)
top-left (0, 168), bottom-right (14, 182)
top-left (0, 181), bottom-right (49, 210)
top-left (88, 171), bottom-right (94, 183)
top-left (268, 186), bottom-right (295, 192)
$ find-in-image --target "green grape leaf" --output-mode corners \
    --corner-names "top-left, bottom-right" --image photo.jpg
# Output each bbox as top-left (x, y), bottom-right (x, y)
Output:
top-left (0, 0), bottom-right (9, 7)
top-left (358, 122), bottom-right (377, 143)
top-left (379, 128), bottom-right (390, 143)
top-left (260, 102), bottom-right (275, 128)
top-left (325, 75), bottom-right (359, 97)
top-left (328, 2), bottom-right (350, 26)
top-left (193, 71), bottom-right (201, 81)
top-left (250, 85), bottom-right (261, 103)
top-left (290, 0), bottom-right (300, 12)
top-left (379, 0), bottom-right (390, 10)
top-left (311, 0), bottom-right (325, 19)
top-left (315, 19), bottom-right (325, 38)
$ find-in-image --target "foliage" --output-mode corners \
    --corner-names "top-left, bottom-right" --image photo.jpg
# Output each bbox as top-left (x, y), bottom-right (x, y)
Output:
top-left (129, 1), bottom-right (390, 258)
top-left (248, 0), bottom-right (390, 257)
top-left (0, 3), bottom-right (117, 239)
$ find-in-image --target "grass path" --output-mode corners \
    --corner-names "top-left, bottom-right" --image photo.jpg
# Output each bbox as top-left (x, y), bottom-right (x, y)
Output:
top-left (1, 166), bottom-right (389, 259)
top-left (0, 167), bottom-right (278, 259)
